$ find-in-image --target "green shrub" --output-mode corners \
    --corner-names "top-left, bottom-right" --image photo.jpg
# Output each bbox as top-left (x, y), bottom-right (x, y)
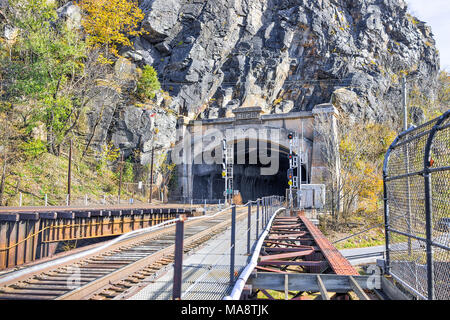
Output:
top-left (137, 65), bottom-right (161, 100)
top-left (123, 160), bottom-right (134, 183)
top-left (20, 139), bottom-right (47, 158)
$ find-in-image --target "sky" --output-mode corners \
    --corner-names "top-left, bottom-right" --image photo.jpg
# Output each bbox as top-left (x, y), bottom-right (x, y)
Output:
top-left (406, 0), bottom-right (450, 71)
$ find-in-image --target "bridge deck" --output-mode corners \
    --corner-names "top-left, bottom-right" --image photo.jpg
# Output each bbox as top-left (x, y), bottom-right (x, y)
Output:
top-left (128, 211), bottom-right (260, 300)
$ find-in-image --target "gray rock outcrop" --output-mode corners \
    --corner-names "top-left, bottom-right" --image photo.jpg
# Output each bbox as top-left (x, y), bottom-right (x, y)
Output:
top-left (124, 0), bottom-right (439, 123)
top-left (87, 0), bottom-right (440, 168)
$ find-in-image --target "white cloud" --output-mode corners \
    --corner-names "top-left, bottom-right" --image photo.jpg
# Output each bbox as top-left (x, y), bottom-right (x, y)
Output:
top-left (406, 0), bottom-right (450, 71)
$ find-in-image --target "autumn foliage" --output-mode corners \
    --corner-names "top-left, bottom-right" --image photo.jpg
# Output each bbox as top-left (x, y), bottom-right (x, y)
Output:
top-left (338, 122), bottom-right (396, 219)
top-left (78, 0), bottom-right (145, 61)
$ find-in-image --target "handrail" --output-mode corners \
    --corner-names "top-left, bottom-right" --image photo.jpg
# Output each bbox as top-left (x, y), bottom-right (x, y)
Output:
top-left (224, 206), bottom-right (285, 300)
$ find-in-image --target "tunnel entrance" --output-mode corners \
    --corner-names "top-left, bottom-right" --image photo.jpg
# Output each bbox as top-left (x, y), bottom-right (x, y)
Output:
top-left (192, 139), bottom-right (307, 202)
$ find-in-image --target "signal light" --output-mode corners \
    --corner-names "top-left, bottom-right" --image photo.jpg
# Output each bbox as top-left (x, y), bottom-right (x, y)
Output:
top-left (287, 133), bottom-right (293, 140)
top-left (287, 169), bottom-right (293, 180)
top-left (288, 154), bottom-right (293, 160)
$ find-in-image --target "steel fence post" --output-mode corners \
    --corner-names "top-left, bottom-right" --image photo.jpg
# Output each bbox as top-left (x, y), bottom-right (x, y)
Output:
top-left (173, 215), bottom-right (185, 300)
top-left (261, 198), bottom-right (264, 229)
top-left (383, 174), bottom-right (390, 274)
top-left (424, 168), bottom-right (434, 300)
top-left (264, 197), bottom-right (268, 229)
top-left (256, 199), bottom-right (260, 238)
top-left (230, 205), bottom-right (236, 284)
top-left (265, 197), bottom-right (268, 226)
top-left (422, 114), bottom-right (448, 300)
top-left (269, 197), bottom-right (271, 222)
top-left (247, 203), bottom-right (251, 255)
top-left (382, 135), bottom-right (400, 276)
top-left (263, 197), bottom-right (266, 227)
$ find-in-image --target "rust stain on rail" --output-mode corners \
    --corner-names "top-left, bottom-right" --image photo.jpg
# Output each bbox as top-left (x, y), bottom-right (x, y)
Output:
top-left (298, 215), bottom-right (358, 276)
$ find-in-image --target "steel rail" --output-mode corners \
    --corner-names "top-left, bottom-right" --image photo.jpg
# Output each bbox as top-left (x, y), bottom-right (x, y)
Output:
top-left (0, 216), bottom-right (174, 251)
top-left (0, 206), bottom-right (254, 300)
top-left (0, 205), bottom-right (232, 286)
top-left (95, 205), bottom-right (256, 299)
top-left (0, 217), bottom-right (180, 286)
top-left (59, 208), bottom-right (250, 300)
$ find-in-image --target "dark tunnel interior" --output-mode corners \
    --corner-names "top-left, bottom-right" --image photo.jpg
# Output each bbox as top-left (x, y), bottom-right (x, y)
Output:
top-left (192, 139), bottom-right (307, 202)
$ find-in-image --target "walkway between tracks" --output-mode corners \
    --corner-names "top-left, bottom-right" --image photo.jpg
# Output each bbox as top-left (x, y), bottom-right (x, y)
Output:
top-left (129, 199), bottom-right (283, 300)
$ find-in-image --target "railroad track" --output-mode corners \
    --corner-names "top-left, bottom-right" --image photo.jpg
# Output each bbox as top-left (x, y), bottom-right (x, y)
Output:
top-left (0, 207), bottom-right (249, 300)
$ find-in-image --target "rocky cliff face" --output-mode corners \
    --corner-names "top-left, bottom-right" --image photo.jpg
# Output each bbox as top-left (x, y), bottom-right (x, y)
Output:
top-left (63, 0), bottom-right (440, 168)
top-left (122, 0), bottom-right (439, 123)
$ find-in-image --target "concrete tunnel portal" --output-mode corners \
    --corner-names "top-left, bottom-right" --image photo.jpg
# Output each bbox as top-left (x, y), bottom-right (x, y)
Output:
top-left (192, 139), bottom-right (308, 202)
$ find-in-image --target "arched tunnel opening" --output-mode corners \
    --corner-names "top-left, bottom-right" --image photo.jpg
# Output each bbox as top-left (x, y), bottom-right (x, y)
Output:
top-left (192, 139), bottom-right (308, 202)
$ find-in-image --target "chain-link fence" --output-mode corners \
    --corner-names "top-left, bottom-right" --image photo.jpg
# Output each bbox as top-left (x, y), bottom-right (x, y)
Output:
top-left (383, 110), bottom-right (450, 300)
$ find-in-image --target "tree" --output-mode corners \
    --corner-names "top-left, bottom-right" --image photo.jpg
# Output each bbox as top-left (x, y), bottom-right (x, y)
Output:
top-left (314, 115), bottom-right (396, 229)
top-left (156, 151), bottom-right (176, 202)
top-left (0, 104), bottom-right (22, 205)
top-left (137, 65), bottom-right (161, 100)
top-left (1, 0), bottom-right (120, 156)
top-left (1, 0), bottom-right (89, 155)
top-left (78, 0), bottom-right (145, 62)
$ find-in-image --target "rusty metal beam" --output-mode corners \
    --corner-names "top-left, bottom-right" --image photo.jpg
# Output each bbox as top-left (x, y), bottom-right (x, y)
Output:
top-left (0, 206), bottom-right (191, 270)
top-left (298, 216), bottom-right (358, 276)
top-left (249, 273), bottom-right (376, 293)
top-left (257, 260), bottom-right (327, 267)
top-left (259, 249), bottom-right (314, 261)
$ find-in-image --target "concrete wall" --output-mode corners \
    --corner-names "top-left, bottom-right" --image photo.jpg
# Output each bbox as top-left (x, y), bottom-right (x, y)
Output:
top-left (174, 104), bottom-right (339, 204)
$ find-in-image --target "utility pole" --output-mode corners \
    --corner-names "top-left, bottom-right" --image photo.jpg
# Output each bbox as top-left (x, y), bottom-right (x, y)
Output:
top-left (67, 139), bottom-right (72, 206)
top-left (149, 146), bottom-right (154, 203)
top-left (118, 152), bottom-right (123, 204)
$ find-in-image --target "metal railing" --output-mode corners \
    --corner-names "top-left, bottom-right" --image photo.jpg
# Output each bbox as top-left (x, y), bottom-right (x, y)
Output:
top-left (383, 110), bottom-right (450, 300)
top-left (172, 196), bottom-right (283, 299)
top-left (171, 195), bottom-right (284, 300)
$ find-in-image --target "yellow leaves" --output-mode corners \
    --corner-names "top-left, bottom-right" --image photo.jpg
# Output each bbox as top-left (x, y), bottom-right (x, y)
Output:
top-left (337, 121), bottom-right (395, 216)
top-left (273, 98), bottom-right (283, 105)
top-left (78, 0), bottom-right (146, 61)
top-left (339, 135), bottom-right (355, 156)
top-left (95, 53), bottom-right (113, 65)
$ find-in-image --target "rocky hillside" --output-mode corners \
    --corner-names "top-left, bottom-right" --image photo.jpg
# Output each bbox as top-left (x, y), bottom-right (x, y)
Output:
top-left (2, 0), bottom-right (440, 169)
top-left (121, 0), bottom-right (439, 123)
